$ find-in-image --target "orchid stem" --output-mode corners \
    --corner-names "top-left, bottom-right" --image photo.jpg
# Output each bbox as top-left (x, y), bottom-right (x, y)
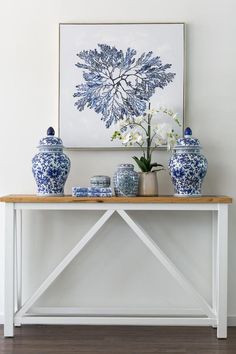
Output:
top-left (146, 102), bottom-right (151, 161)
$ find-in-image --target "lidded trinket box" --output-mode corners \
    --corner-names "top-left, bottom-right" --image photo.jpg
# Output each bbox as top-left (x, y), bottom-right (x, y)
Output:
top-left (90, 175), bottom-right (111, 188)
top-left (32, 127), bottom-right (71, 196)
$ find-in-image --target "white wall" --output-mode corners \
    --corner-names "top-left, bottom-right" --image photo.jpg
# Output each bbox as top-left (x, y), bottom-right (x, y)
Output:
top-left (0, 0), bottom-right (236, 322)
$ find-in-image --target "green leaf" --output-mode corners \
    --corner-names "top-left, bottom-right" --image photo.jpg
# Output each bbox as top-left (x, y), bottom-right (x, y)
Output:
top-left (140, 156), bottom-right (150, 171)
top-left (152, 168), bottom-right (165, 173)
top-left (150, 162), bottom-right (164, 169)
top-left (132, 156), bottom-right (148, 172)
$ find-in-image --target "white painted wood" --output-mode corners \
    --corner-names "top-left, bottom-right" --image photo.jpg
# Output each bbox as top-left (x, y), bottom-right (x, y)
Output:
top-left (14, 210), bottom-right (17, 312)
top-left (15, 202), bottom-right (218, 211)
top-left (3, 200), bottom-right (230, 339)
top-left (6, 313), bottom-right (236, 326)
top-left (16, 209), bottom-right (22, 311)
top-left (216, 204), bottom-right (228, 338)
top-left (4, 203), bottom-right (15, 337)
top-left (16, 316), bottom-right (216, 326)
top-left (30, 306), bottom-right (204, 316)
top-left (14, 210), bottom-right (22, 327)
top-left (117, 209), bottom-right (214, 319)
top-left (212, 210), bottom-right (218, 328)
top-left (15, 209), bottom-right (114, 321)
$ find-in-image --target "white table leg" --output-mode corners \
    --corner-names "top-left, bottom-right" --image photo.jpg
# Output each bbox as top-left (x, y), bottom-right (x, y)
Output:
top-left (216, 204), bottom-right (228, 339)
top-left (4, 203), bottom-right (15, 337)
top-left (212, 210), bottom-right (217, 327)
top-left (15, 209), bottom-right (22, 327)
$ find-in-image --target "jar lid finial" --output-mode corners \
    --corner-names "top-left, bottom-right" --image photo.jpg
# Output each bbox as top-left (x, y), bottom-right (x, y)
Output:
top-left (38, 127), bottom-right (63, 148)
top-left (47, 127), bottom-right (55, 136)
top-left (184, 127), bottom-right (192, 137)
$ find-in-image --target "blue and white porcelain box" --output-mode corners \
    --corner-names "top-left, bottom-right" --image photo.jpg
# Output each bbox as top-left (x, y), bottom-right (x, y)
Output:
top-left (90, 175), bottom-right (111, 188)
top-left (32, 127), bottom-right (71, 196)
top-left (168, 127), bottom-right (208, 197)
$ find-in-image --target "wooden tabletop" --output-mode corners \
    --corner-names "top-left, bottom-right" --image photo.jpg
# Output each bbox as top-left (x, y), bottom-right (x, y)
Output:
top-left (0, 195), bottom-right (232, 203)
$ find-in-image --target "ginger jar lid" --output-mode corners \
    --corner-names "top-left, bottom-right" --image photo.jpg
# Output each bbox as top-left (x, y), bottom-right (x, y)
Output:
top-left (174, 127), bottom-right (201, 150)
top-left (38, 127), bottom-right (63, 149)
top-left (117, 164), bottom-right (134, 169)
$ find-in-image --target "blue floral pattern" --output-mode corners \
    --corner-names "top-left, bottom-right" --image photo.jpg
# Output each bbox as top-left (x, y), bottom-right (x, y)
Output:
top-left (39, 136), bottom-right (63, 146)
top-left (32, 128), bottom-right (70, 196)
top-left (177, 137), bottom-right (200, 146)
top-left (168, 128), bottom-right (208, 196)
top-left (73, 44), bottom-right (175, 128)
top-left (113, 164), bottom-right (139, 197)
top-left (32, 152), bottom-right (70, 196)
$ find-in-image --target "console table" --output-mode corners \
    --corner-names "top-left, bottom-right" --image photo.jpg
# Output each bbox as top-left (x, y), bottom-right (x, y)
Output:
top-left (0, 195), bottom-right (232, 338)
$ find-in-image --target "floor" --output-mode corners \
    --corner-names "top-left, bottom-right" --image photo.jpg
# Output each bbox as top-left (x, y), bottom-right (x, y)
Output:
top-left (1, 325), bottom-right (236, 354)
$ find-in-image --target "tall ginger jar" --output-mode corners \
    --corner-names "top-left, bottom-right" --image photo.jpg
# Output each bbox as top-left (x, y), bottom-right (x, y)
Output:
top-left (32, 127), bottom-right (71, 196)
top-left (168, 127), bottom-right (208, 196)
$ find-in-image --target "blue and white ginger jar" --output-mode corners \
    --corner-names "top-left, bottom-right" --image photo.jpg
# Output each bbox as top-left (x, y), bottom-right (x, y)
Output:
top-left (113, 164), bottom-right (139, 197)
top-left (32, 127), bottom-right (71, 196)
top-left (168, 127), bottom-right (208, 196)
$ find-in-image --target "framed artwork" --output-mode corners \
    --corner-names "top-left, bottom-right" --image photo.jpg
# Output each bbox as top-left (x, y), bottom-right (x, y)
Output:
top-left (59, 23), bottom-right (185, 149)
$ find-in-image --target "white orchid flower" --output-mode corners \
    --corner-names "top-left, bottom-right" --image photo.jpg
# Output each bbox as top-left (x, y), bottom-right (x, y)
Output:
top-left (152, 124), bottom-right (160, 133)
top-left (111, 104), bottom-right (181, 172)
top-left (132, 132), bottom-right (144, 144)
top-left (122, 132), bottom-right (132, 144)
top-left (117, 118), bottom-right (129, 129)
top-left (155, 123), bottom-right (172, 143)
top-left (134, 115), bottom-right (145, 124)
top-left (172, 113), bottom-right (181, 126)
top-left (155, 103), bottom-right (164, 112)
top-left (146, 109), bottom-right (156, 115)
top-left (166, 132), bottom-right (178, 150)
top-left (157, 105), bottom-right (164, 111)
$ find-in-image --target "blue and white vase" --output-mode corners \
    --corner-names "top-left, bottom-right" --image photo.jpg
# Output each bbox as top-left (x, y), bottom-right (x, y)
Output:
top-left (168, 127), bottom-right (208, 196)
top-left (113, 164), bottom-right (139, 197)
top-left (32, 127), bottom-right (71, 196)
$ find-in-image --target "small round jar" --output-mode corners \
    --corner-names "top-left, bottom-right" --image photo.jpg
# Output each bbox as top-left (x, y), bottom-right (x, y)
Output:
top-left (168, 127), bottom-right (208, 197)
top-left (32, 127), bottom-right (71, 196)
top-left (113, 164), bottom-right (139, 197)
top-left (90, 175), bottom-right (111, 188)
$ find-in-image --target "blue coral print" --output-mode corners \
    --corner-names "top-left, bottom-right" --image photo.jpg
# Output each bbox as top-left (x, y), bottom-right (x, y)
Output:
top-left (73, 44), bottom-right (176, 128)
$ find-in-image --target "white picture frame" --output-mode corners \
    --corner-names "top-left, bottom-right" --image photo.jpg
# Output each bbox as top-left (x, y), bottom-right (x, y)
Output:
top-left (59, 23), bottom-right (185, 149)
